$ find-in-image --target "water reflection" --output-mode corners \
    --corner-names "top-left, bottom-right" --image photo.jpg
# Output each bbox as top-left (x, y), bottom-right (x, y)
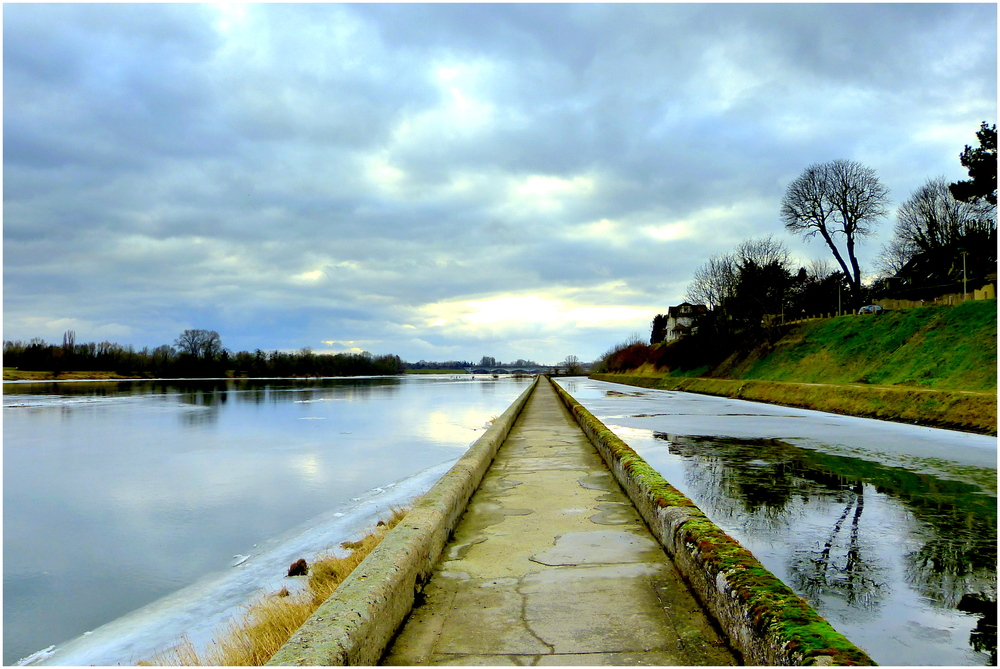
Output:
top-left (4, 378), bottom-right (406, 427)
top-left (3, 375), bottom-right (525, 666)
top-left (654, 433), bottom-right (996, 664)
top-left (787, 481), bottom-right (890, 612)
top-left (3, 377), bottom-right (404, 403)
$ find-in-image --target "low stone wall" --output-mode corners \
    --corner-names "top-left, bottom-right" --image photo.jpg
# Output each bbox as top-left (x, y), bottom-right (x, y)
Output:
top-left (268, 377), bottom-right (539, 666)
top-left (549, 377), bottom-right (875, 666)
top-left (877, 282), bottom-right (996, 310)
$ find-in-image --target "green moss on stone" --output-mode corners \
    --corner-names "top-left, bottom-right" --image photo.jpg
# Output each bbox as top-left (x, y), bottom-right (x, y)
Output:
top-left (551, 378), bottom-right (875, 664)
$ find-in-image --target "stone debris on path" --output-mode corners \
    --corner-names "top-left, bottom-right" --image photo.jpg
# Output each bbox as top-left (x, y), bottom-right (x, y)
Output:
top-left (382, 380), bottom-right (736, 666)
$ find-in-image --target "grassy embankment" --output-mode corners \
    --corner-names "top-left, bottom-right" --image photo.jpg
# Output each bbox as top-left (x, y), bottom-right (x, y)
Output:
top-left (597, 299), bottom-right (997, 434)
top-left (143, 508), bottom-right (408, 666)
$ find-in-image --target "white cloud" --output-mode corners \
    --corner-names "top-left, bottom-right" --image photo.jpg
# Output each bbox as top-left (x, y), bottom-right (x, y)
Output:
top-left (417, 288), bottom-right (656, 342)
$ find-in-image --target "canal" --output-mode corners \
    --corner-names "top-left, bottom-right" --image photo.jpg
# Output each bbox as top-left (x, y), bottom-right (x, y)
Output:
top-left (3, 375), bottom-right (532, 666)
top-left (555, 377), bottom-right (997, 666)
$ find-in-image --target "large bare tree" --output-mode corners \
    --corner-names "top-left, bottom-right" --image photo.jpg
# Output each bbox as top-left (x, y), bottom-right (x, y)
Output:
top-left (174, 329), bottom-right (223, 360)
top-left (780, 159), bottom-right (889, 305)
top-left (892, 177), bottom-right (993, 253)
top-left (876, 176), bottom-right (996, 285)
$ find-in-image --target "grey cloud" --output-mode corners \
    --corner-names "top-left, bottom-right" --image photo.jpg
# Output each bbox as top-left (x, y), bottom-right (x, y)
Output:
top-left (5, 5), bottom-right (224, 168)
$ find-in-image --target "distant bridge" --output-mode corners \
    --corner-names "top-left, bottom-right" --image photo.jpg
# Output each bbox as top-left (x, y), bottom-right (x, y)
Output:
top-left (464, 366), bottom-right (552, 375)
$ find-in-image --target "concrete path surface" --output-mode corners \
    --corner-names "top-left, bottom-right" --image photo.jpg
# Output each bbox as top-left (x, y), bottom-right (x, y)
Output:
top-left (382, 380), bottom-right (737, 666)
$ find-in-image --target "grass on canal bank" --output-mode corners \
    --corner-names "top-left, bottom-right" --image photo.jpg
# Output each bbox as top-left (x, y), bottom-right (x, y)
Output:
top-left (143, 507), bottom-right (409, 666)
top-left (597, 299), bottom-right (997, 434)
top-left (717, 299), bottom-right (997, 392)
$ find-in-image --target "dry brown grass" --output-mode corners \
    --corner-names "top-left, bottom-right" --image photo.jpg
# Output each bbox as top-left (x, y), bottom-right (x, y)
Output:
top-left (145, 506), bottom-right (409, 666)
top-left (2, 368), bottom-right (145, 381)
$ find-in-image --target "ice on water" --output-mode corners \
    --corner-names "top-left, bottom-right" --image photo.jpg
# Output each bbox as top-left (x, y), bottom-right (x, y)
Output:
top-left (21, 461), bottom-right (454, 666)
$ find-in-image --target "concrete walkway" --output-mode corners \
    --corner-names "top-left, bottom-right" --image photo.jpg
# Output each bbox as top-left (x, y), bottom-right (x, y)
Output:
top-left (382, 380), bottom-right (736, 666)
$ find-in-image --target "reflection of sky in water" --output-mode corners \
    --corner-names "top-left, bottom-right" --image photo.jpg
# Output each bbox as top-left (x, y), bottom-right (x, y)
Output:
top-left (3, 376), bottom-right (530, 666)
top-left (556, 378), bottom-right (996, 667)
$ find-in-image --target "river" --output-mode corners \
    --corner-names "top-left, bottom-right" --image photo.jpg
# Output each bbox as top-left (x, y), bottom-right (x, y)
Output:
top-left (555, 377), bottom-right (997, 666)
top-left (3, 374), bottom-right (532, 666)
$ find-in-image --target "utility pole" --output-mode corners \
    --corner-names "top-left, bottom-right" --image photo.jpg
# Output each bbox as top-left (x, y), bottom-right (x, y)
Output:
top-left (961, 250), bottom-right (968, 301)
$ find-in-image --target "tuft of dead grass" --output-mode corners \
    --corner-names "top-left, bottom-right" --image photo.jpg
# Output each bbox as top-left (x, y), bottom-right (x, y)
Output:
top-left (145, 506), bottom-right (409, 666)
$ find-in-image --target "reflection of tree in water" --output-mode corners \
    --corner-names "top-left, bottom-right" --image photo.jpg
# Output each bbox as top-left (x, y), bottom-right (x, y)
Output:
top-left (959, 594), bottom-right (997, 665)
top-left (661, 434), bottom-right (888, 611)
top-left (902, 503), bottom-right (995, 604)
top-left (176, 383), bottom-right (229, 426)
top-left (653, 432), bottom-right (996, 663)
top-left (5, 377), bottom-right (404, 407)
top-left (902, 500), bottom-right (996, 664)
top-left (786, 481), bottom-right (889, 612)
top-left (657, 434), bottom-right (801, 535)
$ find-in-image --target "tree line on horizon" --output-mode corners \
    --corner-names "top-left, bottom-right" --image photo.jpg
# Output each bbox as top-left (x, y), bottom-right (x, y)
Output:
top-left (597, 121), bottom-right (996, 375)
top-left (2, 330), bottom-right (556, 378)
top-left (3, 329), bottom-right (404, 378)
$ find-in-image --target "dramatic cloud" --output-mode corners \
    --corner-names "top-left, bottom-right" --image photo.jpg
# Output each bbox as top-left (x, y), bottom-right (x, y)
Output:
top-left (4, 4), bottom-right (996, 363)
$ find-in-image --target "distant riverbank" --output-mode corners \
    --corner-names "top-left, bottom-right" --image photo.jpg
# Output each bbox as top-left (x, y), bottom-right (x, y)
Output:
top-left (3, 368), bottom-right (146, 381)
top-left (2, 368), bottom-right (420, 382)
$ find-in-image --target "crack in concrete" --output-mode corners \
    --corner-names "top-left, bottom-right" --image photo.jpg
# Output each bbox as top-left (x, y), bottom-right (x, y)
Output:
top-left (517, 574), bottom-right (556, 658)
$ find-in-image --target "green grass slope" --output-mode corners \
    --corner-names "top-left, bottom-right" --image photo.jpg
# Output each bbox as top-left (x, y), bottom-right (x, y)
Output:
top-left (720, 299), bottom-right (996, 392)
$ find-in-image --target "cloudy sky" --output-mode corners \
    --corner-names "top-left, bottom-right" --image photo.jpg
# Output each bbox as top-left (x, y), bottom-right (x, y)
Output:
top-left (4, 4), bottom-right (996, 364)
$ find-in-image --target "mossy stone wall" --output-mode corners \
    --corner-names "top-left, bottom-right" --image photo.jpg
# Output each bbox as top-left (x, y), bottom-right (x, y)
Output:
top-left (549, 377), bottom-right (875, 666)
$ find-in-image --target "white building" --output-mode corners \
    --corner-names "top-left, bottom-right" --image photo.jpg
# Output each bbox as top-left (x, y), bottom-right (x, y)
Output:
top-left (664, 302), bottom-right (708, 342)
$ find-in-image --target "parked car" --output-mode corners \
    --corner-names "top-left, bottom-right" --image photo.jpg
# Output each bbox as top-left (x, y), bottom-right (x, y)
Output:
top-left (858, 305), bottom-right (885, 314)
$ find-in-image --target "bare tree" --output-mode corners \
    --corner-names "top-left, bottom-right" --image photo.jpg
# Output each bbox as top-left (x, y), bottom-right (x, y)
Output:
top-left (686, 236), bottom-right (790, 310)
top-left (686, 253), bottom-right (737, 310)
top-left (874, 236), bottom-right (917, 278)
top-left (733, 235), bottom-right (791, 269)
top-left (563, 354), bottom-right (583, 375)
top-left (807, 258), bottom-right (835, 280)
top-left (893, 177), bottom-right (994, 254)
top-left (781, 159), bottom-right (890, 305)
top-left (876, 177), bottom-right (996, 280)
top-left (175, 329), bottom-right (223, 360)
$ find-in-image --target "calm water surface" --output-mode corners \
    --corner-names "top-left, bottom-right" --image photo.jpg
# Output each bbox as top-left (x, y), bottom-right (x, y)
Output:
top-left (557, 378), bottom-right (996, 666)
top-left (4, 375), bottom-right (531, 665)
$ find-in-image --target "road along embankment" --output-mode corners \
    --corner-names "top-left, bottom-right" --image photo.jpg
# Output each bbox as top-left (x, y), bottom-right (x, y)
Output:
top-left (592, 373), bottom-right (997, 435)
top-left (550, 378), bottom-right (874, 666)
top-left (268, 377), bottom-right (538, 666)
